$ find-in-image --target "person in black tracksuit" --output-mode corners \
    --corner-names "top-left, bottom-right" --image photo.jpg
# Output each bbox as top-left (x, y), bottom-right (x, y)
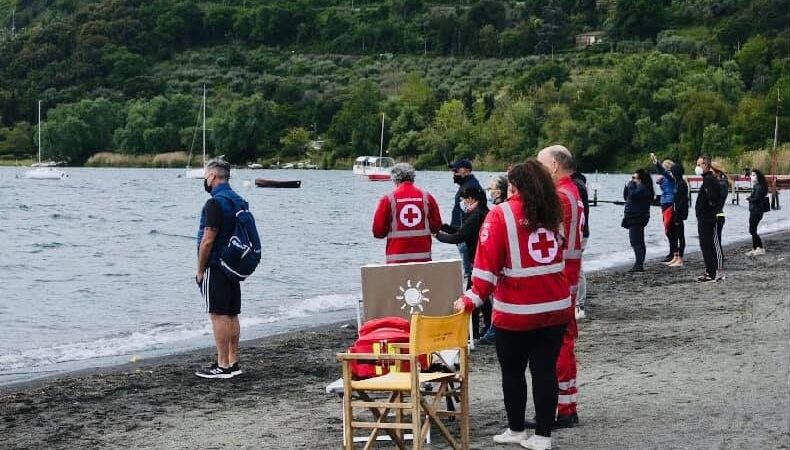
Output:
top-left (694, 156), bottom-right (721, 282)
top-left (436, 185), bottom-right (489, 339)
top-left (746, 169), bottom-right (769, 254)
top-left (622, 169), bottom-right (654, 272)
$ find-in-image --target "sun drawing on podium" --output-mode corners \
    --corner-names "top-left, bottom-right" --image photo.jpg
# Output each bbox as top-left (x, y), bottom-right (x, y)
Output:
top-left (396, 280), bottom-right (430, 314)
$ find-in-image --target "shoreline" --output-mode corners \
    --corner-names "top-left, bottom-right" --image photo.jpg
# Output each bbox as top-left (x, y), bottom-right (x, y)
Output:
top-left (1, 228), bottom-right (785, 393)
top-left (1, 231), bottom-right (788, 448)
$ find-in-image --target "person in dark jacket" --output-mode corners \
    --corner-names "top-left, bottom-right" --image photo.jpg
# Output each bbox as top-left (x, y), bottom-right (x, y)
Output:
top-left (570, 170), bottom-right (590, 320)
top-left (746, 169), bottom-right (769, 256)
top-left (622, 169), bottom-right (654, 272)
top-left (436, 185), bottom-right (489, 339)
top-left (694, 155), bottom-right (721, 282)
top-left (710, 161), bottom-right (730, 279)
top-left (650, 153), bottom-right (677, 263)
top-left (449, 159), bottom-right (483, 277)
top-left (667, 163), bottom-right (688, 267)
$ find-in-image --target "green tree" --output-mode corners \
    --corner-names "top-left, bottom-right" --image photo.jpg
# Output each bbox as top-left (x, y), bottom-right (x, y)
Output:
top-left (280, 126), bottom-right (311, 159)
top-left (44, 98), bottom-right (125, 163)
top-left (735, 35), bottom-right (769, 90)
top-left (326, 81), bottom-right (382, 158)
top-left (612, 0), bottom-right (666, 40)
top-left (211, 95), bottom-right (282, 164)
top-left (702, 123), bottom-right (730, 157)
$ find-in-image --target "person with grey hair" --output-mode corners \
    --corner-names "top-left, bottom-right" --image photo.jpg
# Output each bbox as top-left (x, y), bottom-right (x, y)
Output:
top-left (536, 144), bottom-right (584, 428)
top-left (195, 158), bottom-right (247, 379)
top-left (372, 162), bottom-right (443, 264)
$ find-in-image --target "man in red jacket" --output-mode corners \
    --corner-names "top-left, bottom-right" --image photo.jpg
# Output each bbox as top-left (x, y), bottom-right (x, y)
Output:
top-left (537, 145), bottom-right (585, 428)
top-left (372, 163), bottom-right (442, 264)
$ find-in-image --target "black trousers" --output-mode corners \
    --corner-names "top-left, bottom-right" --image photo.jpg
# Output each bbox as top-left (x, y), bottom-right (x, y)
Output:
top-left (698, 220), bottom-right (718, 278)
top-left (628, 224), bottom-right (646, 269)
top-left (495, 324), bottom-right (566, 437)
top-left (750, 212), bottom-right (764, 249)
top-left (716, 216), bottom-right (725, 269)
top-left (674, 220), bottom-right (686, 257)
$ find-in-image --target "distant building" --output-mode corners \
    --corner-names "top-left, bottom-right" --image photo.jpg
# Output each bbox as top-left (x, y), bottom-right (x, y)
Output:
top-left (575, 31), bottom-right (606, 49)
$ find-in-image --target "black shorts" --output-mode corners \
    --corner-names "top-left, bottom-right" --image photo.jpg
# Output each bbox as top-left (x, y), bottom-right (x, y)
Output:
top-left (199, 265), bottom-right (241, 316)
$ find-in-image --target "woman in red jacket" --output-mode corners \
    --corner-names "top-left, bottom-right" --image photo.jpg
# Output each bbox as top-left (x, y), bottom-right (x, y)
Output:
top-left (455, 159), bottom-right (571, 450)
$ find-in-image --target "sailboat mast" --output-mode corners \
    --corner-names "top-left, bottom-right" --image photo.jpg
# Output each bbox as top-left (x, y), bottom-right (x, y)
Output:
top-left (202, 84), bottom-right (207, 167)
top-left (37, 100), bottom-right (41, 164)
top-left (379, 112), bottom-right (385, 159)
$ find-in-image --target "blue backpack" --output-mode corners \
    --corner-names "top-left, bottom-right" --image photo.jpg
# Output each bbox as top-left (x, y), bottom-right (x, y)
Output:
top-left (216, 193), bottom-right (261, 281)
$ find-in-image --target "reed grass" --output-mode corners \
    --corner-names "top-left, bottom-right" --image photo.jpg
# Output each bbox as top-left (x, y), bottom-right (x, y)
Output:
top-left (85, 151), bottom-right (189, 168)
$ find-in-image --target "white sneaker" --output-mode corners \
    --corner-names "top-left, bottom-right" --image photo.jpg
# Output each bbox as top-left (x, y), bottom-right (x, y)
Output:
top-left (745, 249), bottom-right (755, 256)
top-left (521, 434), bottom-right (552, 450)
top-left (753, 247), bottom-right (765, 256)
top-left (493, 428), bottom-right (527, 444)
top-left (575, 307), bottom-right (586, 320)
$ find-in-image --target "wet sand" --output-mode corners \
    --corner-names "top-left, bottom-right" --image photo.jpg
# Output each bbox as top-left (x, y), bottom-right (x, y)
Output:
top-left (2, 232), bottom-right (789, 449)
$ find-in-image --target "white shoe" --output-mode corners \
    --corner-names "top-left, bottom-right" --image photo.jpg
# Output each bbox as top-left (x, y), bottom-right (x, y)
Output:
top-left (753, 247), bottom-right (765, 256)
top-left (521, 434), bottom-right (552, 450)
top-left (745, 249), bottom-right (755, 256)
top-left (493, 428), bottom-right (527, 444)
top-left (575, 307), bottom-right (586, 320)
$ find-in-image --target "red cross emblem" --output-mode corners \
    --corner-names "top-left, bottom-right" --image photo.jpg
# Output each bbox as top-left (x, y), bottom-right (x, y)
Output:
top-left (399, 204), bottom-right (422, 227)
top-left (527, 228), bottom-right (558, 263)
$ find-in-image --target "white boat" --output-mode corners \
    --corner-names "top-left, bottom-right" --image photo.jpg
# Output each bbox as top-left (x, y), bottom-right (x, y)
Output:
top-left (247, 163), bottom-right (263, 169)
top-left (352, 113), bottom-right (394, 179)
top-left (25, 101), bottom-right (65, 180)
top-left (185, 85), bottom-right (208, 179)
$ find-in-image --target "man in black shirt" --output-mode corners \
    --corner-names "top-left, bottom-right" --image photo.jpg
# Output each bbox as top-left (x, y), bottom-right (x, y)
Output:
top-left (694, 155), bottom-right (721, 282)
top-left (195, 159), bottom-right (244, 379)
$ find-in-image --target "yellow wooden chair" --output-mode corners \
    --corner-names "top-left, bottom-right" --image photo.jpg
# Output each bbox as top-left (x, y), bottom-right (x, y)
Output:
top-left (336, 311), bottom-right (471, 450)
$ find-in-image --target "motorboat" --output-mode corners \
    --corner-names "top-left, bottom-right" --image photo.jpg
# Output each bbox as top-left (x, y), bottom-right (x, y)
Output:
top-left (255, 178), bottom-right (301, 188)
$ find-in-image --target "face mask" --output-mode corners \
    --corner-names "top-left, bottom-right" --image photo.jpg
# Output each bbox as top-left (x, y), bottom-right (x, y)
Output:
top-left (459, 200), bottom-right (469, 213)
top-left (694, 166), bottom-right (704, 176)
top-left (487, 191), bottom-right (494, 203)
top-left (751, 175), bottom-right (757, 183)
top-left (204, 177), bottom-right (213, 194)
top-left (453, 174), bottom-right (465, 185)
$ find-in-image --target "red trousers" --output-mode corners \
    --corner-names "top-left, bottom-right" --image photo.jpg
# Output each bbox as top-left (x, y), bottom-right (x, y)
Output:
top-left (556, 289), bottom-right (578, 417)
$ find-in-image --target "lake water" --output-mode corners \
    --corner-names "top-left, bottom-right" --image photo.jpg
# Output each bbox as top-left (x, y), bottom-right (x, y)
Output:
top-left (1, 167), bottom-right (788, 385)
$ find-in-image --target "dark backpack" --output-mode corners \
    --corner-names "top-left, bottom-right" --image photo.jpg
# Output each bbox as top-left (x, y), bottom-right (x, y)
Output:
top-left (673, 179), bottom-right (689, 221)
top-left (216, 192), bottom-right (261, 281)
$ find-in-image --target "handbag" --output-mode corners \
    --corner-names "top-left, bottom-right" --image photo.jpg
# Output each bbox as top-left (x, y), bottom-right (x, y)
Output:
top-left (760, 196), bottom-right (771, 213)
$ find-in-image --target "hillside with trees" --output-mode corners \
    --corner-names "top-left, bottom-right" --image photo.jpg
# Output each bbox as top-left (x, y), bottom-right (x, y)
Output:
top-left (0, 0), bottom-right (787, 170)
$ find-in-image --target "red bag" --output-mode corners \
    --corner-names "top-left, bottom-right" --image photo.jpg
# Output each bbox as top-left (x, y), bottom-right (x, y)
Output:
top-left (349, 317), bottom-right (428, 379)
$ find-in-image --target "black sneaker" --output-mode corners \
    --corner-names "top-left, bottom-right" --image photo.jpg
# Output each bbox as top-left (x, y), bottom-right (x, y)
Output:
top-left (195, 363), bottom-right (233, 379)
top-left (555, 413), bottom-right (579, 428)
top-left (696, 275), bottom-right (717, 283)
top-left (627, 266), bottom-right (644, 273)
top-left (229, 362), bottom-right (243, 377)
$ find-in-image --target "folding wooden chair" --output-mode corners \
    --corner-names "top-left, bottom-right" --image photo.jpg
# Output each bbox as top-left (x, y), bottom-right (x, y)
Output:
top-left (336, 311), bottom-right (471, 450)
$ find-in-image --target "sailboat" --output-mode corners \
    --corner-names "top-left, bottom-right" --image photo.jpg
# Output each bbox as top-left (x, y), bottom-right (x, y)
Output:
top-left (185, 85), bottom-right (208, 179)
top-left (25, 101), bottom-right (66, 180)
top-left (352, 113), bottom-right (394, 181)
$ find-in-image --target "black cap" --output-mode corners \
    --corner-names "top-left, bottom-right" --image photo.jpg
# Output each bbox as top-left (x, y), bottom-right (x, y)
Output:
top-left (449, 159), bottom-right (472, 171)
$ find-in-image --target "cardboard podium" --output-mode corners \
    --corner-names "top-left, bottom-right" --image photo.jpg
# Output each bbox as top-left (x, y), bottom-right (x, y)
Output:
top-left (360, 259), bottom-right (463, 323)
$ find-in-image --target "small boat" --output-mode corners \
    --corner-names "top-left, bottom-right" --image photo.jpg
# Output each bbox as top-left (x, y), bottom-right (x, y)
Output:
top-left (247, 163), bottom-right (263, 169)
top-left (367, 173), bottom-right (391, 181)
top-left (185, 85), bottom-right (208, 179)
top-left (25, 101), bottom-right (66, 180)
top-left (255, 178), bottom-right (301, 188)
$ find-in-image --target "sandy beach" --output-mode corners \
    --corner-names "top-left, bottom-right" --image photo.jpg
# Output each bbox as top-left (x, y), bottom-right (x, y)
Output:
top-left (2, 232), bottom-right (789, 449)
